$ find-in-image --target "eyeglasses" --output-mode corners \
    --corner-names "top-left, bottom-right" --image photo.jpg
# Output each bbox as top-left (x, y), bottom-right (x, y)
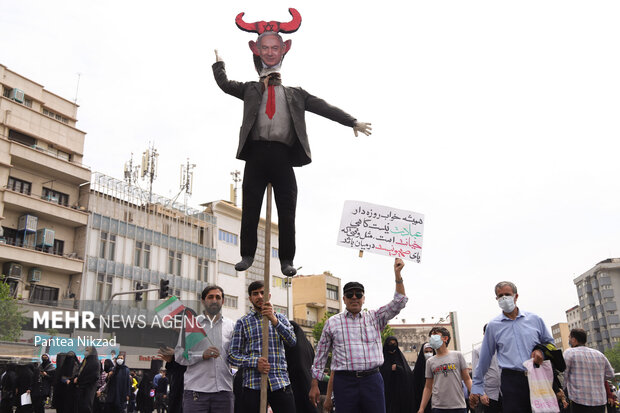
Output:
top-left (345, 292), bottom-right (364, 299)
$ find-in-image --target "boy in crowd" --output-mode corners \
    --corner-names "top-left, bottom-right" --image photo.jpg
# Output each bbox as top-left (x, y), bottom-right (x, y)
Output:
top-left (418, 327), bottom-right (471, 413)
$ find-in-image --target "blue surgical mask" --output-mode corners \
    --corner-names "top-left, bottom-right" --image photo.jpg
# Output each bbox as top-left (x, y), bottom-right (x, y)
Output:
top-left (429, 334), bottom-right (443, 350)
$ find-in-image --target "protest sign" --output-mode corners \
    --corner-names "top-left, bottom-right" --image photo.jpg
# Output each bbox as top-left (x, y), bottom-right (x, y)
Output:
top-left (337, 200), bottom-right (424, 262)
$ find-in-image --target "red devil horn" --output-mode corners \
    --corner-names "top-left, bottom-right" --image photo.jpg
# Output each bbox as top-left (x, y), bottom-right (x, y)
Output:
top-left (278, 8), bottom-right (302, 33)
top-left (235, 12), bottom-right (259, 34)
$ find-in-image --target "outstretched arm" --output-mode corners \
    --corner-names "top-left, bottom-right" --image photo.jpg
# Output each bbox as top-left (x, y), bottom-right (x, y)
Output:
top-left (212, 50), bottom-right (245, 100)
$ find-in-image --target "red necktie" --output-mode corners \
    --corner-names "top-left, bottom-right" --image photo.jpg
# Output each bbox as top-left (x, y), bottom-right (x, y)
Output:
top-left (266, 85), bottom-right (276, 119)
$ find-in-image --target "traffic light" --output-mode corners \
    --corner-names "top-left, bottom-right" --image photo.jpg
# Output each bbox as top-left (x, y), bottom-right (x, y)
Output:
top-left (135, 282), bottom-right (143, 302)
top-left (159, 279), bottom-right (170, 299)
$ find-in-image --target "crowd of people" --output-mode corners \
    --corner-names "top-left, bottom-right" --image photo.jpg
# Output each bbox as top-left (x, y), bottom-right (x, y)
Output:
top-left (2, 260), bottom-right (619, 413)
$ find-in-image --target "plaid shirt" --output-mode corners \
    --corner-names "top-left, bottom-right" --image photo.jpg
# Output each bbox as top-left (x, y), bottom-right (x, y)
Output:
top-left (311, 292), bottom-right (408, 380)
top-left (228, 308), bottom-right (296, 391)
top-left (564, 345), bottom-right (615, 406)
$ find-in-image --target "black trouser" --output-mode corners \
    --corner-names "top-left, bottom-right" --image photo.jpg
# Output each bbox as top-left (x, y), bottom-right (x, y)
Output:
top-left (241, 141), bottom-right (297, 262)
top-left (241, 385), bottom-right (296, 413)
top-left (569, 402), bottom-right (606, 413)
top-left (77, 385), bottom-right (97, 413)
top-left (500, 369), bottom-right (531, 413)
top-left (481, 397), bottom-right (502, 413)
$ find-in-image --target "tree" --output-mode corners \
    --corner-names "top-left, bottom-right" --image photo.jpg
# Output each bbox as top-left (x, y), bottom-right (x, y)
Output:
top-left (381, 324), bottom-right (395, 344)
top-left (605, 343), bottom-right (620, 372)
top-left (0, 278), bottom-right (27, 341)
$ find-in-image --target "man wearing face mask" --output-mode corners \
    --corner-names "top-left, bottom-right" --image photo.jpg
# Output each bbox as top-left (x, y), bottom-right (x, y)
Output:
top-left (470, 281), bottom-right (554, 413)
top-left (309, 258), bottom-right (408, 413)
top-left (471, 325), bottom-right (501, 413)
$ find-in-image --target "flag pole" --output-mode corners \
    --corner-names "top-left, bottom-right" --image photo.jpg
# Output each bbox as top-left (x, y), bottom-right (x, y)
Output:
top-left (259, 183), bottom-right (273, 412)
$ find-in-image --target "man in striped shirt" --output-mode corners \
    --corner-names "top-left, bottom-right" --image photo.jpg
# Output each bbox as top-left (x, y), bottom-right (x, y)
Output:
top-left (308, 258), bottom-right (408, 413)
top-left (228, 280), bottom-right (297, 412)
top-left (564, 328), bottom-right (615, 412)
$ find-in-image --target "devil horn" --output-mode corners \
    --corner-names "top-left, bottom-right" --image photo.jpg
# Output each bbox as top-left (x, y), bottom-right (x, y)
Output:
top-left (235, 12), bottom-right (259, 34)
top-left (278, 8), bottom-right (302, 33)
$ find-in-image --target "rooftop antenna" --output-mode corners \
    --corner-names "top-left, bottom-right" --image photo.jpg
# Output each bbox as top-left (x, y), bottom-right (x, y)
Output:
top-left (124, 153), bottom-right (139, 186)
top-left (141, 143), bottom-right (159, 203)
top-left (73, 73), bottom-right (81, 104)
top-left (230, 170), bottom-right (241, 206)
top-left (171, 158), bottom-right (196, 207)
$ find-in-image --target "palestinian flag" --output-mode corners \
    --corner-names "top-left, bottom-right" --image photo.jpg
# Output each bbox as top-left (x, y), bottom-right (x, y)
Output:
top-left (154, 296), bottom-right (185, 323)
top-left (181, 307), bottom-right (207, 360)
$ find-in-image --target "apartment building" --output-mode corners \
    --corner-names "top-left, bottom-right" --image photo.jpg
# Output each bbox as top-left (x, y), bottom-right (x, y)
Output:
top-left (0, 64), bottom-right (90, 338)
top-left (551, 322), bottom-right (570, 351)
top-left (573, 258), bottom-right (620, 352)
top-left (566, 304), bottom-right (583, 332)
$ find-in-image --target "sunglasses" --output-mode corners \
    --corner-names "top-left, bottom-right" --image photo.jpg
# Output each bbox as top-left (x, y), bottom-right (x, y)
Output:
top-left (345, 292), bottom-right (364, 299)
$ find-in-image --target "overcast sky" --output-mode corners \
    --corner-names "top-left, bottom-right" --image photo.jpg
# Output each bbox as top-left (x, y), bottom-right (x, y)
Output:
top-left (3, 0), bottom-right (620, 355)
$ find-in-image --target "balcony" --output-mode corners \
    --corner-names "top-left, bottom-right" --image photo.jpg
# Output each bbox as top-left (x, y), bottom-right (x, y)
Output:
top-left (9, 140), bottom-right (90, 185)
top-left (0, 242), bottom-right (83, 274)
top-left (2, 189), bottom-right (88, 227)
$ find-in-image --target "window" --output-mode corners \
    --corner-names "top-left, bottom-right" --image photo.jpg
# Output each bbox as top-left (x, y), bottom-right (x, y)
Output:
top-left (218, 229), bottom-right (238, 245)
top-left (8, 129), bottom-right (36, 146)
top-left (135, 242), bottom-right (150, 268)
top-left (100, 232), bottom-right (108, 258)
top-left (327, 307), bottom-right (340, 315)
top-left (272, 247), bottom-right (279, 258)
top-left (24, 98), bottom-right (33, 108)
top-left (327, 284), bottom-right (339, 301)
top-left (42, 108), bottom-right (69, 124)
top-left (2, 86), bottom-right (10, 98)
top-left (96, 273), bottom-right (113, 301)
top-left (42, 187), bottom-right (69, 207)
top-left (108, 235), bottom-right (116, 261)
top-left (272, 277), bottom-right (285, 288)
top-left (53, 239), bottom-right (64, 256)
top-left (135, 241), bottom-right (142, 266)
top-left (29, 285), bottom-right (59, 306)
top-left (176, 252), bottom-right (182, 276)
top-left (224, 295), bottom-right (238, 309)
top-left (7, 177), bottom-right (31, 195)
top-left (168, 250), bottom-right (175, 274)
top-left (144, 244), bottom-right (150, 268)
top-left (197, 258), bottom-right (208, 282)
top-left (218, 262), bottom-right (237, 277)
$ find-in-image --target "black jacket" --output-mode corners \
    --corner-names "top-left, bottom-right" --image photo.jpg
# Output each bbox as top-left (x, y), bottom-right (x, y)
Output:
top-left (212, 61), bottom-right (357, 167)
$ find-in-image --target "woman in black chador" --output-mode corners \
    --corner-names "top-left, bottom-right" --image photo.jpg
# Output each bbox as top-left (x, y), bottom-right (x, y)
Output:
top-left (285, 320), bottom-right (319, 413)
top-left (104, 354), bottom-right (131, 413)
top-left (412, 343), bottom-right (436, 413)
top-left (380, 336), bottom-right (413, 413)
top-left (76, 347), bottom-right (101, 413)
top-left (56, 351), bottom-right (80, 413)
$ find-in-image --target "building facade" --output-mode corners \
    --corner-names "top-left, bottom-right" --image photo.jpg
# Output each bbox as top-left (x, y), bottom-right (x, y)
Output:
top-left (551, 322), bottom-right (570, 351)
top-left (0, 64), bottom-right (90, 343)
top-left (201, 200), bottom-right (289, 321)
top-left (573, 258), bottom-right (620, 352)
top-left (566, 304), bottom-right (583, 332)
top-left (291, 272), bottom-right (342, 343)
top-left (389, 318), bottom-right (460, 367)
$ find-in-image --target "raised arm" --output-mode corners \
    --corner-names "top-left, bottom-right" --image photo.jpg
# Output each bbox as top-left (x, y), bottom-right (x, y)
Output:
top-left (212, 50), bottom-right (246, 100)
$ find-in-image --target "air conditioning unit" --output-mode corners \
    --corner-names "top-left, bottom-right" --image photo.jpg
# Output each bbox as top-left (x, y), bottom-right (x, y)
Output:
top-left (10, 88), bottom-right (25, 103)
top-left (18, 215), bottom-right (38, 232)
top-left (36, 229), bottom-right (55, 247)
top-left (28, 268), bottom-right (42, 283)
top-left (2, 262), bottom-right (23, 279)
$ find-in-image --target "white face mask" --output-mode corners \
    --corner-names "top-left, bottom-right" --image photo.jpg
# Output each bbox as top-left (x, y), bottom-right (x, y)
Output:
top-left (498, 295), bottom-right (516, 313)
top-left (424, 352), bottom-right (434, 360)
top-left (116, 359), bottom-right (124, 366)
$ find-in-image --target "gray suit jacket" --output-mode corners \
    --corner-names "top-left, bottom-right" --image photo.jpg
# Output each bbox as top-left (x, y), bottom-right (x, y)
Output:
top-left (213, 61), bottom-right (357, 167)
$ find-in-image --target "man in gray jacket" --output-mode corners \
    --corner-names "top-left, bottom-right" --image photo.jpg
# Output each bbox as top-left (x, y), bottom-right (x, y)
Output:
top-left (213, 22), bottom-right (371, 277)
